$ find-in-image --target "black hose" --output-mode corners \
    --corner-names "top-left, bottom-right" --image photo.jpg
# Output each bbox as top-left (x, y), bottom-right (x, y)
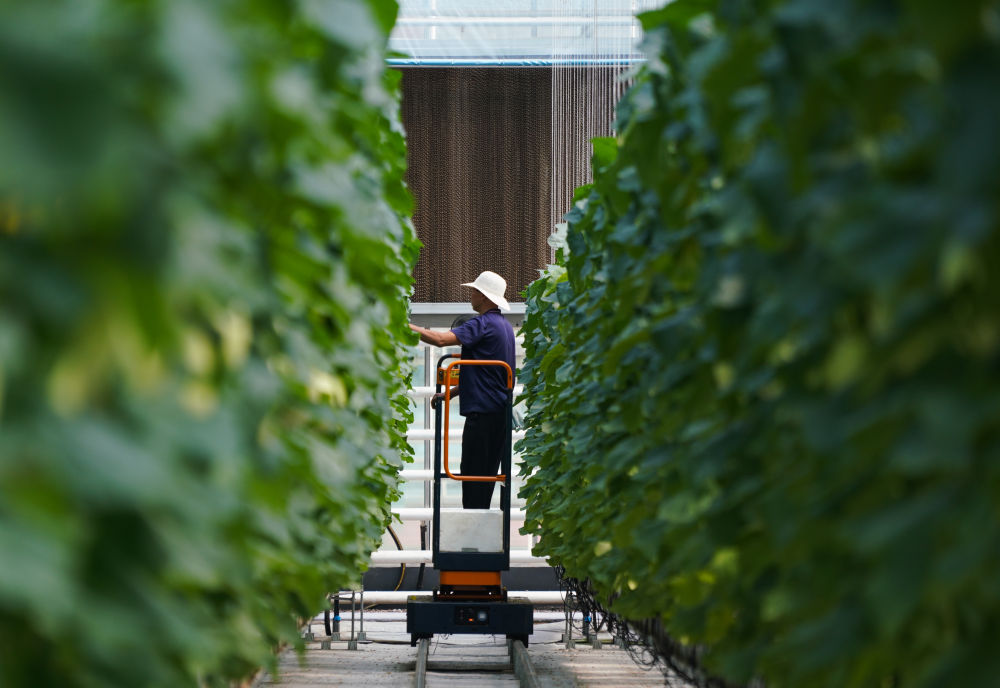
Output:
top-left (323, 595), bottom-right (340, 636)
top-left (359, 523), bottom-right (407, 612)
top-left (387, 523), bottom-right (406, 592)
top-left (416, 522), bottom-right (427, 589)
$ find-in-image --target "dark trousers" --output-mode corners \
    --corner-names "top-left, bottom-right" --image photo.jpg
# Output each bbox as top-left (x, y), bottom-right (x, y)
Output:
top-left (460, 411), bottom-right (508, 509)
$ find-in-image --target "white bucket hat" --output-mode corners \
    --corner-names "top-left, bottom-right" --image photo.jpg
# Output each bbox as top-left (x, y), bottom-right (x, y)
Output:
top-left (461, 271), bottom-right (510, 311)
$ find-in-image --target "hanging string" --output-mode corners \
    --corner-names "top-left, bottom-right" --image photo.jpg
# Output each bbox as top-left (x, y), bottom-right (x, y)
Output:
top-left (549, 0), bottom-right (658, 261)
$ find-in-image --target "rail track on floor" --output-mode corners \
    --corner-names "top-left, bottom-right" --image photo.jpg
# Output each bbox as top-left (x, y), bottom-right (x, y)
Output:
top-left (414, 636), bottom-right (540, 687)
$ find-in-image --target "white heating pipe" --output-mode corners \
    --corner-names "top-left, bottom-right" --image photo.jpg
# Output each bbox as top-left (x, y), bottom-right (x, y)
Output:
top-left (354, 590), bottom-right (566, 605)
top-left (397, 17), bottom-right (638, 26)
top-left (399, 468), bottom-right (435, 482)
top-left (371, 549), bottom-right (545, 566)
top-left (409, 385), bottom-right (524, 398)
top-left (393, 507), bottom-right (526, 522)
top-left (407, 428), bottom-right (526, 441)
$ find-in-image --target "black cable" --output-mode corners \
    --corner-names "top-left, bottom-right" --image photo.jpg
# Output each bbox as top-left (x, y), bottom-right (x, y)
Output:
top-left (554, 566), bottom-right (749, 688)
top-left (359, 524), bottom-right (407, 612)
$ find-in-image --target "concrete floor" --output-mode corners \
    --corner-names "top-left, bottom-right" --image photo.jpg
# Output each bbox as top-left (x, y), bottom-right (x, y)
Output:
top-left (257, 611), bottom-right (693, 687)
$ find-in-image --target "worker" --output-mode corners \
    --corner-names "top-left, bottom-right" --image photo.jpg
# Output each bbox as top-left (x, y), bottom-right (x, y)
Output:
top-left (409, 271), bottom-right (516, 509)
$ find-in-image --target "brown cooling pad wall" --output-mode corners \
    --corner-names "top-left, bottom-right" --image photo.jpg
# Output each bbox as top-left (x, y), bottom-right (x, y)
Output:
top-left (401, 68), bottom-right (552, 304)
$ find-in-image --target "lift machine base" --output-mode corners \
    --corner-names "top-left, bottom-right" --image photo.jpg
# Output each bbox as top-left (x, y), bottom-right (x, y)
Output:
top-left (407, 594), bottom-right (533, 646)
top-left (406, 355), bottom-right (533, 646)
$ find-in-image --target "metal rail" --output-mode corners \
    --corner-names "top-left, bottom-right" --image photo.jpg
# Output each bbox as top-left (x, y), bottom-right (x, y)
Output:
top-left (510, 639), bottom-right (541, 688)
top-left (414, 637), bottom-right (430, 688)
top-left (412, 637), bottom-right (541, 688)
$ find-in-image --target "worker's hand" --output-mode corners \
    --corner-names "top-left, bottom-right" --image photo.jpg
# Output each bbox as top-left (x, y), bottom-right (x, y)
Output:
top-left (429, 392), bottom-right (445, 410)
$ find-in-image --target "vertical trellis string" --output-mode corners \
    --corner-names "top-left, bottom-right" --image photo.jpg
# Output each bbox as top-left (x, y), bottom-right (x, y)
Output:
top-left (549, 0), bottom-right (655, 261)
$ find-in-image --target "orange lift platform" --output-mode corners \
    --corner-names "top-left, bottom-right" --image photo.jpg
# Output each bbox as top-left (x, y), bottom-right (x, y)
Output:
top-left (406, 354), bottom-right (533, 646)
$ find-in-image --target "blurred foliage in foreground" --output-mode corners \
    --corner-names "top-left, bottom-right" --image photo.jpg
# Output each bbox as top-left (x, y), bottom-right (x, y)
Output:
top-left (0, 0), bottom-right (417, 685)
top-left (519, 0), bottom-right (1000, 686)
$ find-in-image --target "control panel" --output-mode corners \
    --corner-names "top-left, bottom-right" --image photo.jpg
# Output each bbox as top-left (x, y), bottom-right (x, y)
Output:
top-left (454, 607), bottom-right (490, 626)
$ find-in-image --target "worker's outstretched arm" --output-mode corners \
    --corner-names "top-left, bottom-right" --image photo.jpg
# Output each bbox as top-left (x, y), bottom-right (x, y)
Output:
top-left (409, 323), bottom-right (460, 348)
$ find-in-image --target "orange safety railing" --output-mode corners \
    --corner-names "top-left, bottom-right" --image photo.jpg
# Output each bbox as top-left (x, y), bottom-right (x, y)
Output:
top-left (442, 359), bottom-right (514, 483)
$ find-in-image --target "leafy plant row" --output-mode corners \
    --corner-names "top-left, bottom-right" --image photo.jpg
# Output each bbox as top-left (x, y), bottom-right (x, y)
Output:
top-left (518, 1), bottom-right (1000, 686)
top-left (0, 1), bottom-right (417, 686)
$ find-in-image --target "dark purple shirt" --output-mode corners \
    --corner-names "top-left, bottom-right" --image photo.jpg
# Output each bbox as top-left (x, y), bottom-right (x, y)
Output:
top-left (451, 309), bottom-right (516, 415)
